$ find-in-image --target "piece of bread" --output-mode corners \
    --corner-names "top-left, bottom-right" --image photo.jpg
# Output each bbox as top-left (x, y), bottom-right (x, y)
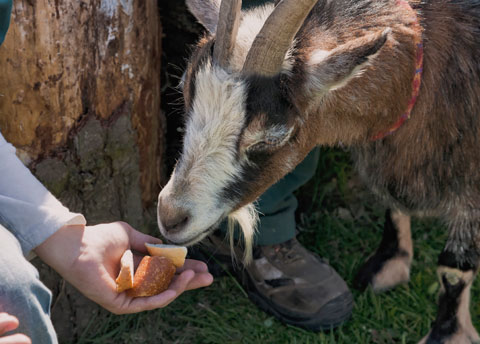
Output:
top-left (126, 256), bottom-right (176, 297)
top-left (115, 250), bottom-right (134, 293)
top-left (145, 243), bottom-right (188, 268)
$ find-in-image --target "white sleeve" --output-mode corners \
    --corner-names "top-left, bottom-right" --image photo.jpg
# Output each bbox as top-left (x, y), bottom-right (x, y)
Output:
top-left (0, 132), bottom-right (86, 256)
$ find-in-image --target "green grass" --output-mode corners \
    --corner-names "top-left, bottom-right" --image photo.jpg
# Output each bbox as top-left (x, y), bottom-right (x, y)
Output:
top-left (75, 147), bottom-right (480, 344)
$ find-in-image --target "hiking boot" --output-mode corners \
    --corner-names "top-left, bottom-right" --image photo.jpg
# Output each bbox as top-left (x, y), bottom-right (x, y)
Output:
top-left (191, 234), bottom-right (354, 331)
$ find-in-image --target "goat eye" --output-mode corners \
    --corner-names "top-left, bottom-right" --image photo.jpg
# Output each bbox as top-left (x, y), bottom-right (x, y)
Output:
top-left (264, 137), bottom-right (281, 145)
top-left (248, 138), bottom-right (281, 152)
top-left (248, 141), bottom-right (269, 151)
top-left (244, 126), bottom-right (294, 153)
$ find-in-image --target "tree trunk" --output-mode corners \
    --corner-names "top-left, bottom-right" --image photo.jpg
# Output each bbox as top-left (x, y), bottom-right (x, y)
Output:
top-left (0, 0), bottom-right (163, 340)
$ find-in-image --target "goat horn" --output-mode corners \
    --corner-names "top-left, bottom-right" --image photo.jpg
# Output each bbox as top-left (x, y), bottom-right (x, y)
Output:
top-left (213, 0), bottom-right (242, 69)
top-left (242, 0), bottom-right (318, 76)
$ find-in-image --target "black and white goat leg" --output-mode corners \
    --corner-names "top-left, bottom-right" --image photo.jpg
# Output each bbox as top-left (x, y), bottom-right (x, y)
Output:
top-left (354, 209), bottom-right (413, 291)
top-left (420, 246), bottom-right (480, 343)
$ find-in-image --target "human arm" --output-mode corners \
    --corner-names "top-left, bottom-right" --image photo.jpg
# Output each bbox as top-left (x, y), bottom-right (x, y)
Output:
top-left (0, 132), bottom-right (86, 257)
top-left (0, 132), bottom-right (212, 312)
top-left (34, 222), bottom-right (213, 314)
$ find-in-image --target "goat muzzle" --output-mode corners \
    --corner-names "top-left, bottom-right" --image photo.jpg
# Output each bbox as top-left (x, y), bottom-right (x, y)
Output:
top-left (157, 196), bottom-right (191, 235)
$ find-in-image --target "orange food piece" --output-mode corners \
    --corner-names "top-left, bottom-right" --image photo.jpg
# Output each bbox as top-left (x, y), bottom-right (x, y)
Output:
top-left (115, 250), bottom-right (134, 293)
top-left (126, 256), bottom-right (176, 297)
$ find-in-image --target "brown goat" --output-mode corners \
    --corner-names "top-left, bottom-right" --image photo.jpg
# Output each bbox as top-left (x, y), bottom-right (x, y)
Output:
top-left (157, 0), bottom-right (480, 342)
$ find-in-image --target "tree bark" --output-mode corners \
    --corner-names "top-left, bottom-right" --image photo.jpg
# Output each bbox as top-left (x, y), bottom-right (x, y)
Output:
top-left (0, 0), bottom-right (163, 208)
top-left (0, 0), bottom-right (163, 340)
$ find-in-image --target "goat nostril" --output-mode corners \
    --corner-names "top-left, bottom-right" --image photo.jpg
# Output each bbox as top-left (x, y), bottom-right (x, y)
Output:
top-left (157, 196), bottom-right (190, 234)
top-left (162, 214), bottom-right (189, 233)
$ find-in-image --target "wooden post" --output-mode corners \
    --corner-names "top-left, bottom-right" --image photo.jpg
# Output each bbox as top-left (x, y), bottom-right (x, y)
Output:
top-left (0, 1), bottom-right (163, 339)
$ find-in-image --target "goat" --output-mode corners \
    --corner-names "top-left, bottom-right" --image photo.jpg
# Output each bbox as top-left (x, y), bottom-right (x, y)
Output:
top-left (157, 0), bottom-right (480, 342)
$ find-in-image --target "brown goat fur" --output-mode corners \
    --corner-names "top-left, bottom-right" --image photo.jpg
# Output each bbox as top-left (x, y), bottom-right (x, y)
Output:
top-left (353, 1), bottom-right (480, 253)
top-left (159, 0), bottom-right (480, 341)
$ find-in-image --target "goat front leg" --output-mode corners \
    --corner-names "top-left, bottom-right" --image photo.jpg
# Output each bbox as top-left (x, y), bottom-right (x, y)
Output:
top-left (419, 246), bottom-right (480, 344)
top-left (354, 209), bottom-right (413, 291)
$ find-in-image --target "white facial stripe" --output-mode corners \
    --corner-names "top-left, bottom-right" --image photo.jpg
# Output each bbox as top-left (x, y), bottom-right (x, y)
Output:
top-left (176, 61), bottom-right (248, 227)
top-left (162, 61), bottom-right (259, 260)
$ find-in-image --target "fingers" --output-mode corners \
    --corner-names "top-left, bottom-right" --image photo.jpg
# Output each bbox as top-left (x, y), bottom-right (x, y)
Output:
top-left (176, 260), bottom-right (213, 291)
top-left (0, 334), bottom-right (31, 344)
top-left (184, 272), bottom-right (214, 291)
top-left (118, 289), bottom-right (178, 314)
top-left (126, 225), bottom-right (162, 254)
top-left (176, 259), bottom-right (209, 273)
top-left (168, 270), bottom-right (196, 295)
top-left (0, 313), bottom-right (18, 335)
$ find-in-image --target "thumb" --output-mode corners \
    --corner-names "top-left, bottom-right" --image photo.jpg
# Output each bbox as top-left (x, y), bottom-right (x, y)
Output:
top-left (128, 227), bottom-right (163, 254)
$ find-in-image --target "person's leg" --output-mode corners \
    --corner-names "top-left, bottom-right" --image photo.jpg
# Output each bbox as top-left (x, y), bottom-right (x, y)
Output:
top-left (0, 224), bottom-right (58, 344)
top-left (254, 148), bottom-right (320, 245)
top-left (219, 148), bottom-right (320, 244)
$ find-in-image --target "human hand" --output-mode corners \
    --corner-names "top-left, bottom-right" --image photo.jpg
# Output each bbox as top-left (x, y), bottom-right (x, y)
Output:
top-left (0, 313), bottom-right (31, 344)
top-left (34, 222), bottom-right (213, 314)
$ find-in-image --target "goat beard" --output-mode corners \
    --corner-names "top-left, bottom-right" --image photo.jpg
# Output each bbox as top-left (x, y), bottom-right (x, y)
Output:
top-left (227, 203), bottom-right (259, 265)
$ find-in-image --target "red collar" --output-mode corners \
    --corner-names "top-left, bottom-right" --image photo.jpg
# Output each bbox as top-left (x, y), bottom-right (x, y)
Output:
top-left (370, 0), bottom-right (424, 141)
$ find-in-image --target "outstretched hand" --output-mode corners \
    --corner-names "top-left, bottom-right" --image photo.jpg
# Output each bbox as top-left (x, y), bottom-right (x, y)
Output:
top-left (34, 222), bottom-right (213, 314)
top-left (0, 313), bottom-right (31, 344)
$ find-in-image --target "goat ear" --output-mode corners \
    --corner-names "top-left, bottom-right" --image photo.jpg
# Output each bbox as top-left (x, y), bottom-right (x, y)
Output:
top-left (306, 28), bottom-right (391, 92)
top-left (186, 0), bottom-right (221, 34)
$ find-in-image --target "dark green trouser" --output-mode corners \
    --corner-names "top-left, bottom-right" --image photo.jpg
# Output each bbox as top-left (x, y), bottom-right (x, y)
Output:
top-left (0, 0), bottom-right (12, 46)
top-left (222, 148), bottom-right (320, 246)
top-left (254, 148), bottom-right (320, 245)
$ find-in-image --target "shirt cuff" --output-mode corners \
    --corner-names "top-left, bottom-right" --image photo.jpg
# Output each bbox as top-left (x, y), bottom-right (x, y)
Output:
top-left (0, 195), bottom-right (87, 257)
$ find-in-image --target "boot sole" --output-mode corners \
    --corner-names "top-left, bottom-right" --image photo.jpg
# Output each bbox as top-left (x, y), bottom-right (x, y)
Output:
top-left (240, 267), bottom-right (354, 331)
